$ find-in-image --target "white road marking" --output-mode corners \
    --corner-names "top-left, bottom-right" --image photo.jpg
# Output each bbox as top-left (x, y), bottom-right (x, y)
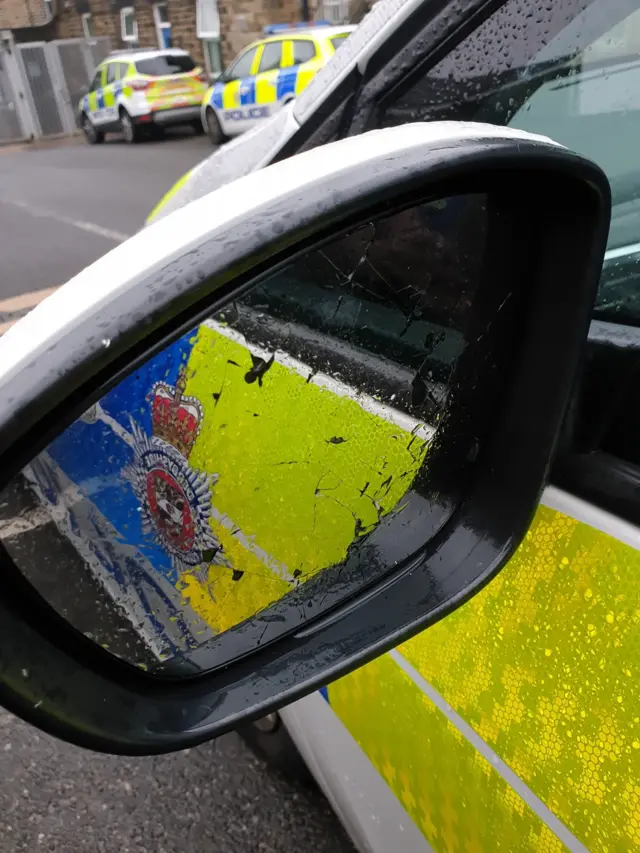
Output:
top-left (0, 198), bottom-right (131, 243)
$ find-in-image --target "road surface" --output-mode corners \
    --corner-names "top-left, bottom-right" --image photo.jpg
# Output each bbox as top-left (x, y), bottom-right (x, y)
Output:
top-left (0, 132), bottom-right (355, 853)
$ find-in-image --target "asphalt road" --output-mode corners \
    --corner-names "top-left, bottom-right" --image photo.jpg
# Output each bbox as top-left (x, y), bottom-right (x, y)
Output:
top-left (0, 129), bottom-right (208, 303)
top-left (0, 131), bottom-right (354, 853)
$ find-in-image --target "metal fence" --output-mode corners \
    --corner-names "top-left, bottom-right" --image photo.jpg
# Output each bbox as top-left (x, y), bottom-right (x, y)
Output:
top-left (0, 35), bottom-right (111, 143)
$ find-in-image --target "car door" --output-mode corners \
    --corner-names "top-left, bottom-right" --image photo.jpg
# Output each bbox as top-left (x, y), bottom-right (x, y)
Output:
top-left (217, 45), bottom-right (260, 137)
top-left (285, 2), bottom-right (640, 852)
top-left (84, 67), bottom-right (105, 125)
top-left (277, 37), bottom-right (320, 103)
top-left (102, 61), bottom-right (118, 126)
top-left (254, 39), bottom-right (284, 120)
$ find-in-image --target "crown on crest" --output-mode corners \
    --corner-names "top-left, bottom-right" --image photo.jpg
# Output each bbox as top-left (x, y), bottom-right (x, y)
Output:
top-left (148, 372), bottom-right (203, 458)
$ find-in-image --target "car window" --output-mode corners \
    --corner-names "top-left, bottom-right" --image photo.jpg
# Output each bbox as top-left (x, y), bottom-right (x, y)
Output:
top-left (379, 0), bottom-right (640, 326)
top-left (258, 41), bottom-right (283, 73)
top-left (135, 54), bottom-right (196, 76)
top-left (105, 63), bottom-right (117, 84)
top-left (330, 34), bottom-right (350, 51)
top-left (292, 40), bottom-right (316, 65)
top-left (226, 47), bottom-right (257, 81)
top-left (119, 62), bottom-right (130, 79)
top-left (89, 70), bottom-right (102, 91)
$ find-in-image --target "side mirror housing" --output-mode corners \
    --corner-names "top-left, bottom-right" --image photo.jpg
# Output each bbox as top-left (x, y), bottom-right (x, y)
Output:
top-left (0, 123), bottom-right (611, 754)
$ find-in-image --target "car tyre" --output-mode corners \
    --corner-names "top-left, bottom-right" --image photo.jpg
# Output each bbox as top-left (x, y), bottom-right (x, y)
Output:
top-left (82, 113), bottom-right (104, 145)
top-left (204, 106), bottom-right (225, 145)
top-left (236, 713), bottom-right (316, 787)
top-left (119, 108), bottom-right (141, 144)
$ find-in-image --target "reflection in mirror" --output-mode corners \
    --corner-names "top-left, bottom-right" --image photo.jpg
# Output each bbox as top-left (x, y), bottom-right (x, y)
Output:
top-left (0, 194), bottom-right (495, 675)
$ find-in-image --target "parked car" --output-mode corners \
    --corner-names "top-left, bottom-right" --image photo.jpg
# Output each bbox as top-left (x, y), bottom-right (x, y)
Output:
top-left (3, 1), bottom-right (640, 853)
top-left (79, 47), bottom-right (209, 144)
top-left (201, 23), bottom-right (354, 144)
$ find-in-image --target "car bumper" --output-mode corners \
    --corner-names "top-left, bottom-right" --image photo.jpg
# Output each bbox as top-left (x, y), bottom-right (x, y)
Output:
top-left (138, 106), bottom-right (201, 127)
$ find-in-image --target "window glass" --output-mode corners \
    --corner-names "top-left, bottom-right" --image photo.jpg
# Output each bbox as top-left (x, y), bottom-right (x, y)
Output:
top-left (258, 41), bottom-right (282, 73)
top-left (330, 34), bottom-right (350, 51)
top-left (121, 7), bottom-right (137, 42)
top-left (196, 0), bottom-right (220, 38)
top-left (226, 47), bottom-right (257, 80)
top-left (89, 70), bottom-right (101, 92)
top-left (136, 54), bottom-right (196, 76)
top-left (155, 2), bottom-right (169, 24)
top-left (119, 62), bottom-right (130, 79)
top-left (105, 63), bottom-right (117, 84)
top-left (203, 39), bottom-right (222, 75)
top-left (292, 40), bottom-right (316, 65)
top-left (379, 0), bottom-right (640, 325)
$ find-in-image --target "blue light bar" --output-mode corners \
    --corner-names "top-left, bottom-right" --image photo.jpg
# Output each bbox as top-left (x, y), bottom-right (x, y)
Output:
top-left (263, 20), bottom-right (332, 34)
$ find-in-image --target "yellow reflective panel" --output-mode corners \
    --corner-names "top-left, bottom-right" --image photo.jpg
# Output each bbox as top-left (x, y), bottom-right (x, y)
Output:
top-left (222, 79), bottom-right (241, 109)
top-left (178, 321), bottom-right (428, 631)
top-left (255, 69), bottom-right (278, 105)
top-left (146, 168), bottom-right (194, 225)
top-left (331, 506), bottom-right (640, 851)
top-left (329, 654), bottom-right (569, 853)
top-left (295, 64), bottom-right (320, 96)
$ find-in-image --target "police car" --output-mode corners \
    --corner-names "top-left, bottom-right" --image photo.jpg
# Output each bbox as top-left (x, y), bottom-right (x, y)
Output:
top-left (201, 23), bottom-right (354, 144)
top-left (79, 48), bottom-right (209, 144)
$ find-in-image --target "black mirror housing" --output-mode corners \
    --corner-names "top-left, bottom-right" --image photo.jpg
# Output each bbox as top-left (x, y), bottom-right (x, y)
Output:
top-left (0, 123), bottom-right (611, 754)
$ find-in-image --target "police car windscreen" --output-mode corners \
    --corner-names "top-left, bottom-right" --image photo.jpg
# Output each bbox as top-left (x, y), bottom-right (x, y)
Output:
top-left (135, 54), bottom-right (196, 76)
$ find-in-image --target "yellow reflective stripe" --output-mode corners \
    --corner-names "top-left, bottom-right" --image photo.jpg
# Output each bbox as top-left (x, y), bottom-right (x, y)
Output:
top-left (330, 504), bottom-right (640, 851)
top-left (249, 48), bottom-right (261, 76)
top-left (176, 320), bottom-right (428, 633)
top-left (222, 79), bottom-right (240, 108)
top-left (295, 65), bottom-right (318, 96)
top-left (281, 39), bottom-right (294, 67)
top-left (255, 70), bottom-right (278, 105)
top-left (103, 84), bottom-right (115, 108)
top-left (87, 91), bottom-right (97, 112)
top-left (146, 168), bottom-right (193, 224)
top-left (328, 653), bottom-right (571, 853)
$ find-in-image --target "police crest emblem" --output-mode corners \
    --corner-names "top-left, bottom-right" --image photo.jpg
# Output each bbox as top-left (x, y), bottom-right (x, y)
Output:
top-left (123, 372), bottom-right (226, 573)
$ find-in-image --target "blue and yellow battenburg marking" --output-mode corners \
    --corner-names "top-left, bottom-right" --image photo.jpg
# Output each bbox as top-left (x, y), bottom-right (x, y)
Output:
top-left (40, 319), bottom-right (430, 650)
top-left (207, 62), bottom-right (317, 121)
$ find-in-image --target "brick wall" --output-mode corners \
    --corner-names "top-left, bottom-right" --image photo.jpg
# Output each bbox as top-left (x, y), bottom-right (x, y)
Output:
top-left (52, 0), bottom-right (305, 67)
top-left (0, 0), bottom-right (51, 30)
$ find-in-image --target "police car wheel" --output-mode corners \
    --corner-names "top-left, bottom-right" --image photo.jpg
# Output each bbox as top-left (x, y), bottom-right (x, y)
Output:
top-left (236, 714), bottom-right (315, 787)
top-left (204, 107), bottom-right (224, 145)
top-left (119, 109), bottom-right (140, 144)
top-left (82, 114), bottom-right (103, 145)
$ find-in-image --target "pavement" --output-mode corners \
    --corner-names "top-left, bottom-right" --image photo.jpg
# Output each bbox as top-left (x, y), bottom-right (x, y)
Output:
top-left (0, 131), bottom-right (355, 853)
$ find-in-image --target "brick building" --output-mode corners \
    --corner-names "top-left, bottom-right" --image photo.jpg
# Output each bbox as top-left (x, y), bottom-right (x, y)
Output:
top-left (1, 0), bottom-right (317, 74)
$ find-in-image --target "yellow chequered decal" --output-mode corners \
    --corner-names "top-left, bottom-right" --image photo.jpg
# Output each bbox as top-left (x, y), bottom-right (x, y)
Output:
top-left (329, 506), bottom-right (640, 852)
top-left (144, 74), bottom-right (206, 111)
top-left (178, 323), bottom-right (428, 634)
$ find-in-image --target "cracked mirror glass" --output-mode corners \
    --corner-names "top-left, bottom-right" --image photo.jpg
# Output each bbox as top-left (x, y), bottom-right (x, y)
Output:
top-left (0, 194), bottom-right (489, 675)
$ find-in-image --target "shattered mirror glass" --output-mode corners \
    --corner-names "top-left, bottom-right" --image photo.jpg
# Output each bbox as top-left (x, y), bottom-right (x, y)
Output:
top-left (0, 194), bottom-right (489, 675)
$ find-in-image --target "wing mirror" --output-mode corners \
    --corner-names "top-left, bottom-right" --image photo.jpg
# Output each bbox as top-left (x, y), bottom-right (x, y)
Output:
top-left (0, 122), bottom-right (610, 754)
